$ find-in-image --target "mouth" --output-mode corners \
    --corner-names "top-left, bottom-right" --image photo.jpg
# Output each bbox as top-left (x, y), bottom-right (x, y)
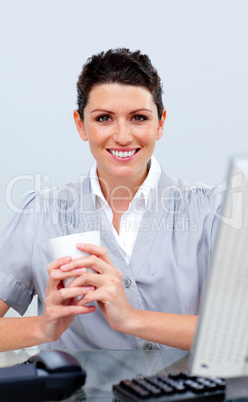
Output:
top-left (107, 148), bottom-right (140, 159)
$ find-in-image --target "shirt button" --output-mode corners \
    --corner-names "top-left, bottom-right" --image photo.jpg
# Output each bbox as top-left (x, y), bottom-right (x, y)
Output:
top-left (124, 278), bottom-right (132, 288)
top-left (143, 342), bottom-right (153, 350)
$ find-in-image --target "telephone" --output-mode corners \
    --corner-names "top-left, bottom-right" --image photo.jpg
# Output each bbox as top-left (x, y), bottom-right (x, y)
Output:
top-left (0, 350), bottom-right (86, 401)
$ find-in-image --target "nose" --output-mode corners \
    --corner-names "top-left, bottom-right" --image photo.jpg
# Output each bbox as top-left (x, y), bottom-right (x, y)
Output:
top-left (112, 121), bottom-right (132, 145)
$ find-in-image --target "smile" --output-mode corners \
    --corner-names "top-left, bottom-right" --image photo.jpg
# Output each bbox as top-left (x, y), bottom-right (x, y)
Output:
top-left (107, 149), bottom-right (140, 158)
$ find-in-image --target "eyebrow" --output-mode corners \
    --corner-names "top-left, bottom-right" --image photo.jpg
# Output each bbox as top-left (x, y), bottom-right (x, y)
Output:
top-left (90, 108), bottom-right (153, 114)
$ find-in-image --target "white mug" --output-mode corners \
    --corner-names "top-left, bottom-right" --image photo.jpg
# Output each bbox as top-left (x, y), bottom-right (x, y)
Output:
top-left (49, 230), bottom-right (100, 287)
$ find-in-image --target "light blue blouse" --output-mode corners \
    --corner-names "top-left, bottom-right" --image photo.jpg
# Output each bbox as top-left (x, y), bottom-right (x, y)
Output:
top-left (0, 170), bottom-right (223, 350)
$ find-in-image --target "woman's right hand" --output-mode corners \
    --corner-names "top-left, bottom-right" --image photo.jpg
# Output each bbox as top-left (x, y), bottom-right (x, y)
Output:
top-left (40, 256), bottom-right (96, 343)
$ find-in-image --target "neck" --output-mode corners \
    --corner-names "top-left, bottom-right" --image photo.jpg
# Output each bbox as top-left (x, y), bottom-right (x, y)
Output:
top-left (97, 167), bottom-right (148, 215)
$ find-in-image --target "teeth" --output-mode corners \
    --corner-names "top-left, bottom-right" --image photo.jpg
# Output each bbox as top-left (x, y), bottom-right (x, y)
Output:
top-left (109, 149), bottom-right (137, 158)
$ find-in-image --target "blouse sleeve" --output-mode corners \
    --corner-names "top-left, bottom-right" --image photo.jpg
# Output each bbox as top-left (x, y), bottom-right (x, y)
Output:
top-left (0, 191), bottom-right (39, 315)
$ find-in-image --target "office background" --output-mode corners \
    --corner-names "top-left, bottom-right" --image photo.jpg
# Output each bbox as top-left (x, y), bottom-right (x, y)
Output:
top-left (0, 0), bottom-right (247, 316)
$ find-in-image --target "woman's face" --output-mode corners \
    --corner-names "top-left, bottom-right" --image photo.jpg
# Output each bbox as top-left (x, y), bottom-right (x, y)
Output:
top-left (74, 83), bottom-right (166, 187)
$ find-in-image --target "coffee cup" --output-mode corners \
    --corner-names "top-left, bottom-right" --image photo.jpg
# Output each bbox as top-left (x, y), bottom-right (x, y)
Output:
top-left (49, 230), bottom-right (100, 287)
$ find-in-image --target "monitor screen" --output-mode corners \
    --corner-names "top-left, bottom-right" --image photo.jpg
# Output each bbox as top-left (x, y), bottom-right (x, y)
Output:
top-left (190, 157), bottom-right (248, 378)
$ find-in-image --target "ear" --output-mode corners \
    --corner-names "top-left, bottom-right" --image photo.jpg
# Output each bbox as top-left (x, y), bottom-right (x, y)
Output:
top-left (73, 110), bottom-right (88, 141)
top-left (156, 109), bottom-right (166, 141)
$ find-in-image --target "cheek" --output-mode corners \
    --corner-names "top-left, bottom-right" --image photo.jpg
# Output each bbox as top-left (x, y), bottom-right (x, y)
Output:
top-left (86, 129), bottom-right (102, 147)
top-left (87, 139), bottom-right (100, 155)
top-left (87, 131), bottom-right (107, 157)
top-left (88, 125), bottom-right (110, 143)
top-left (136, 126), bottom-right (158, 145)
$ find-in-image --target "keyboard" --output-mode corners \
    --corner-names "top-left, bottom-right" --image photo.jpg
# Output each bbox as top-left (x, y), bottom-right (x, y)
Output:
top-left (113, 371), bottom-right (226, 401)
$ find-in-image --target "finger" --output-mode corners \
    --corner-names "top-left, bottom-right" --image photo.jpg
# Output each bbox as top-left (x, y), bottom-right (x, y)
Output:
top-left (46, 304), bottom-right (96, 318)
top-left (47, 267), bottom-right (87, 295)
top-left (76, 243), bottom-right (112, 264)
top-left (67, 272), bottom-right (105, 289)
top-left (76, 286), bottom-right (110, 306)
top-left (50, 285), bottom-right (96, 305)
top-left (47, 256), bottom-right (72, 273)
top-left (49, 266), bottom-right (87, 282)
top-left (75, 270), bottom-right (124, 306)
top-left (60, 254), bottom-right (112, 275)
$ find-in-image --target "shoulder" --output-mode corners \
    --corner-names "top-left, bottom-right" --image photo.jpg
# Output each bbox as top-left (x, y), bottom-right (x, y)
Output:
top-left (159, 171), bottom-right (224, 216)
top-left (15, 176), bottom-right (91, 213)
top-left (41, 179), bottom-right (88, 201)
top-left (173, 177), bottom-right (221, 200)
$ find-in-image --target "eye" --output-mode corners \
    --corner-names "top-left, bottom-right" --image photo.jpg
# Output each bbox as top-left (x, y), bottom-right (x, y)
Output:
top-left (132, 114), bottom-right (148, 122)
top-left (96, 114), bottom-right (111, 122)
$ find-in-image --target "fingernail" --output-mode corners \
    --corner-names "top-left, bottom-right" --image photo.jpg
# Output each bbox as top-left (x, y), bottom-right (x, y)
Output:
top-left (76, 243), bottom-right (85, 249)
top-left (85, 286), bottom-right (95, 291)
top-left (62, 256), bottom-right (71, 263)
top-left (60, 263), bottom-right (70, 271)
top-left (77, 267), bottom-right (86, 274)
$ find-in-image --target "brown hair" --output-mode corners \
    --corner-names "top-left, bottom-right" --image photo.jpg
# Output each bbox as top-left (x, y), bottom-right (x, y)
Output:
top-left (76, 48), bottom-right (164, 120)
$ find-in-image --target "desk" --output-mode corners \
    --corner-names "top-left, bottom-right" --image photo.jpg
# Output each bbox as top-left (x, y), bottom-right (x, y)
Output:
top-left (0, 349), bottom-right (189, 401)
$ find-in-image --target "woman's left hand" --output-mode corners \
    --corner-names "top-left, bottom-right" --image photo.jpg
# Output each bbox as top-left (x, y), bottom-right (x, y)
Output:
top-left (59, 243), bottom-right (198, 351)
top-left (60, 243), bottom-right (135, 332)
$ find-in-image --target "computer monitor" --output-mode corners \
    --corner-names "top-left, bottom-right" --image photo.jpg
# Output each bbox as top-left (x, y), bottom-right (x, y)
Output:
top-left (190, 157), bottom-right (248, 379)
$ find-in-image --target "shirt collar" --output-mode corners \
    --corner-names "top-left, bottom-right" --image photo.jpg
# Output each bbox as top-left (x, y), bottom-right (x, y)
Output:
top-left (89, 155), bottom-right (161, 208)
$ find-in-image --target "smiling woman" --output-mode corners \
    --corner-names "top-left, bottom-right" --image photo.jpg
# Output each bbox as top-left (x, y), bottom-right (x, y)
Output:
top-left (0, 48), bottom-right (222, 352)
top-left (74, 84), bottom-right (166, 202)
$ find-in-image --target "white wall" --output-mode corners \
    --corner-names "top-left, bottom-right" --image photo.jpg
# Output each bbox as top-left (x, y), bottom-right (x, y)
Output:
top-left (0, 0), bottom-right (247, 316)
